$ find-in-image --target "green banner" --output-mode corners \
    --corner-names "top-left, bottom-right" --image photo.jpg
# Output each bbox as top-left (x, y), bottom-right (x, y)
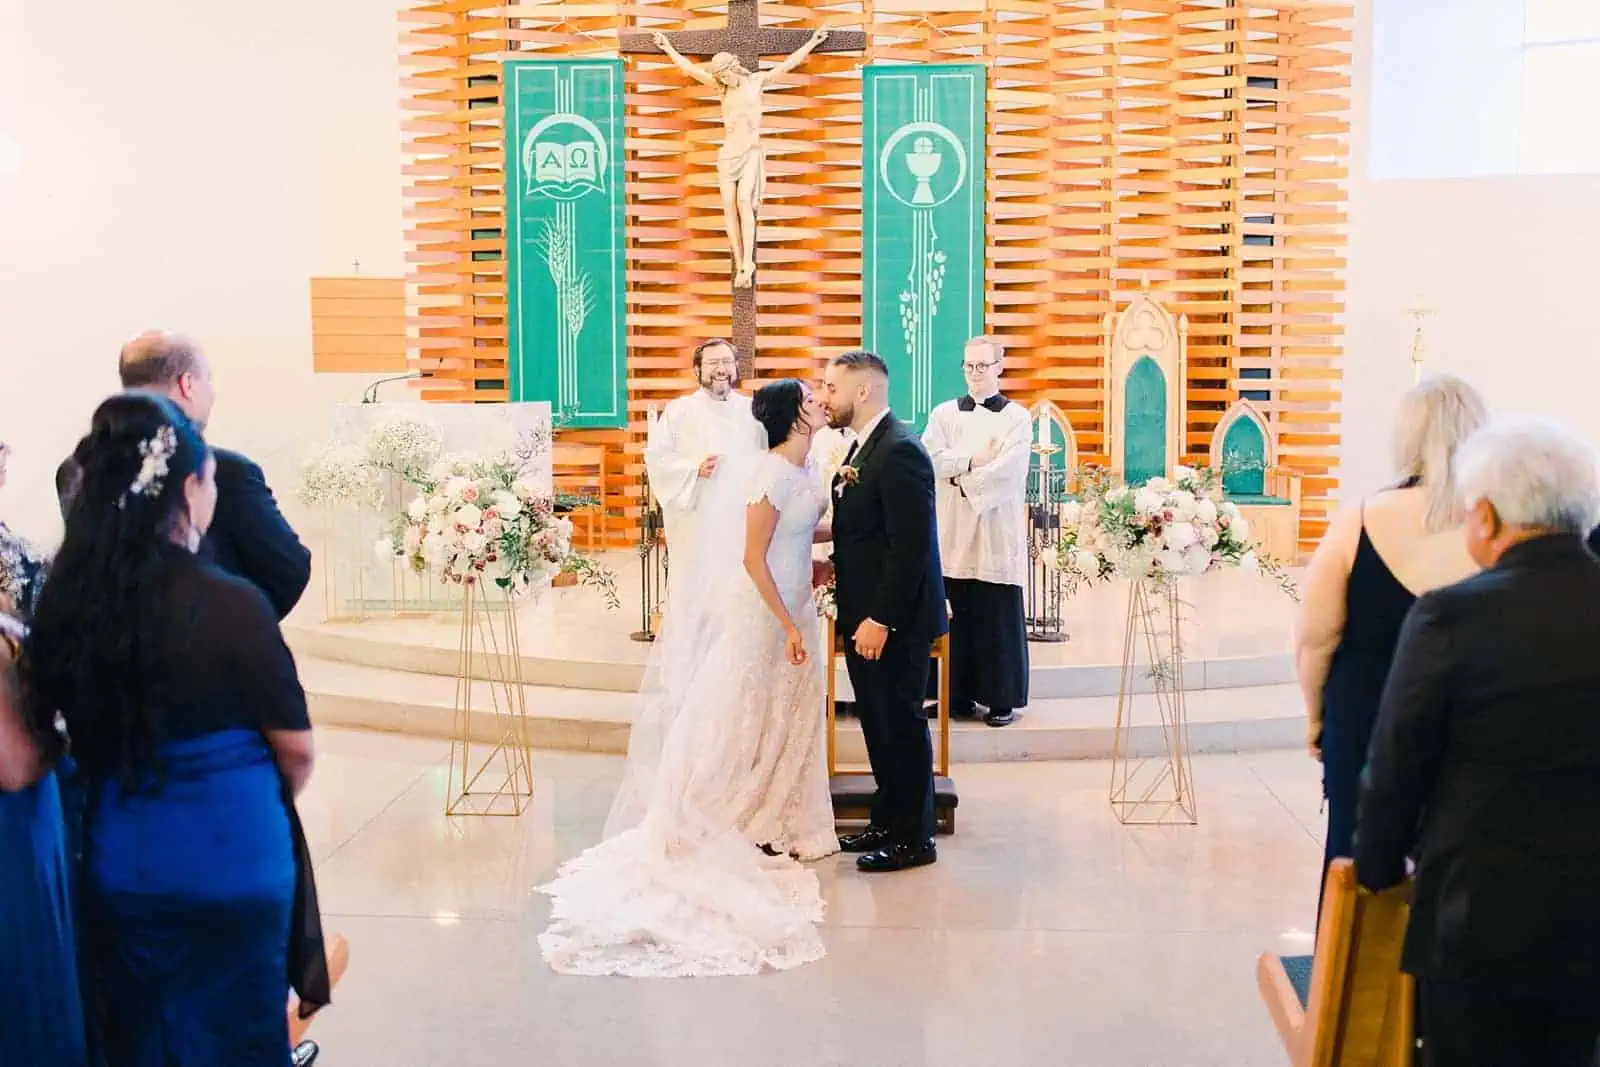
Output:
top-left (505, 59), bottom-right (627, 426)
top-left (863, 64), bottom-right (987, 429)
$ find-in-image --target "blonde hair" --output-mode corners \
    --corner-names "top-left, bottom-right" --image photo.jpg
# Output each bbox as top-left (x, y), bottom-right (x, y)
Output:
top-left (1391, 374), bottom-right (1489, 532)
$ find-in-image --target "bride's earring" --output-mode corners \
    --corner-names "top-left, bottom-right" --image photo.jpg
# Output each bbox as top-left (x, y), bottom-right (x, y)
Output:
top-left (185, 521), bottom-right (202, 553)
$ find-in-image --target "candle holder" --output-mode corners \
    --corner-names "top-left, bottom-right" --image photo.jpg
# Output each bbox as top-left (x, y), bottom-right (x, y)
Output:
top-left (630, 467), bottom-right (667, 643)
top-left (1026, 442), bottom-right (1070, 644)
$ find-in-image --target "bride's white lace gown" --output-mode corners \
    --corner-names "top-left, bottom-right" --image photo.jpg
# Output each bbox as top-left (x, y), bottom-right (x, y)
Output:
top-left (538, 451), bottom-right (838, 977)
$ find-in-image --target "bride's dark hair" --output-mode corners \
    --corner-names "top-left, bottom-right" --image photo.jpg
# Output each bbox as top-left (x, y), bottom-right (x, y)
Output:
top-left (751, 379), bottom-right (808, 449)
top-left (24, 392), bottom-right (211, 781)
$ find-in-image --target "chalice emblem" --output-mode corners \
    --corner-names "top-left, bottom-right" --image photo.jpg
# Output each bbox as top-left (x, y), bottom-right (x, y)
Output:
top-left (905, 135), bottom-right (943, 205)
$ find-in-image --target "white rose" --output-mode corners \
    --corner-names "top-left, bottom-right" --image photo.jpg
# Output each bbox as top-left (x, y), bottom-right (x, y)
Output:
top-left (461, 531), bottom-right (488, 555)
top-left (1221, 501), bottom-right (1241, 519)
top-left (1133, 488), bottom-right (1163, 516)
top-left (1147, 476), bottom-right (1172, 493)
top-left (406, 496), bottom-right (428, 522)
top-left (1060, 501), bottom-right (1082, 525)
top-left (453, 503), bottom-right (482, 529)
top-left (1172, 464), bottom-right (1196, 484)
top-left (422, 533), bottom-right (448, 564)
top-left (1195, 498), bottom-right (1218, 524)
top-left (1239, 551), bottom-right (1261, 576)
top-left (444, 476), bottom-right (472, 500)
top-left (1163, 521), bottom-right (1199, 551)
top-left (1231, 515), bottom-right (1251, 542)
top-left (1157, 549), bottom-right (1187, 576)
top-left (1172, 490), bottom-right (1197, 521)
top-left (1183, 545), bottom-right (1210, 575)
top-left (491, 491), bottom-right (522, 519)
top-left (1200, 525), bottom-right (1220, 549)
top-left (427, 494), bottom-right (449, 515)
top-left (427, 514), bottom-right (447, 536)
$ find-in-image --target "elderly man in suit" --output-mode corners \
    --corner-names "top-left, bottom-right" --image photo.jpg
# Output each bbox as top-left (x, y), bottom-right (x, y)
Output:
top-left (58, 331), bottom-right (311, 619)
top-left (1355, 416), bottom-right (1600, 1067)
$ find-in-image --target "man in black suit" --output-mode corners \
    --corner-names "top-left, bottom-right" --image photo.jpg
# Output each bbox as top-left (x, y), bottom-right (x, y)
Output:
top-left (58, 331), bottom-right (311, 619)
top-left (1355, 416), bottom-right (1600, 1067)
top-left (823, 350), bottom-right (948, 873)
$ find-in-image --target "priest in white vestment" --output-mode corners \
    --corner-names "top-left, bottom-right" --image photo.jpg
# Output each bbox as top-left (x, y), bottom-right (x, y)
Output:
top-left (644, 338), bottom-right (765, 605)
top-left (921, 337), bottom-right (1033, 726)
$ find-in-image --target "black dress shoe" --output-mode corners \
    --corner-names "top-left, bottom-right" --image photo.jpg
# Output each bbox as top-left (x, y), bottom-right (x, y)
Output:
top-left (856, 840), bottom-right (937, 873)
top-left (950, 703), bottom-right (982, 722)
top-left (985, 708), bottom-right (1017, 728)
top-left (292, 1041), bottom-right (320, 1067)
top-left (838, 825), bottom-right (892, 853)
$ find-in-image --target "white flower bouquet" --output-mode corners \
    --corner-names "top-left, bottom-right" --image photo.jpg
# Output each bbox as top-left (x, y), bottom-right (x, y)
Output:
top-left (364, 413), bottom-right (444, 482)
top-left (1056, 465), bottom-right (1296, 598)
top-left (383, 458), bottom-right (618, 607)
top-left (295, 444), bottom-right (384, 509)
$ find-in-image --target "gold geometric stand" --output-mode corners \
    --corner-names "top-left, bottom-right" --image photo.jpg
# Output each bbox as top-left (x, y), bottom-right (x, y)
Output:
top-left (445, 583), bottom-right (534, 817)
top-left (1109, 579), bottom-right (1198, 826)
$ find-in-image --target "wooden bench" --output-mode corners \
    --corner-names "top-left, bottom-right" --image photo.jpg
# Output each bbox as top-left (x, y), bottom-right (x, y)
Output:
top-left (824, 617), bottom-right (958, 834)
top-left (551, 442), bottom-right (609, 552)
top-left (1257, 860), bottom-right (1415, 1066)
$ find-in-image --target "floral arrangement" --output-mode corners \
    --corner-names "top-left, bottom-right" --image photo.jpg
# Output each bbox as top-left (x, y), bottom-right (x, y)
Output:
top-left (813, 576), bottom-right (837, 620)
top-left (382, 457), bottom-right (618, 607)
top-left (296, 444), bottom-right (384, 510)
top-left (364, 413), bottom-right (444, 482)
top-left (1056, 465), bottom-right (1297, 599)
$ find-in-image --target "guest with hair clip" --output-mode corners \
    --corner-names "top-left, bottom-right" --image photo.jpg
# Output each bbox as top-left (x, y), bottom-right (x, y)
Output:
top-left (27, 392), bottom-right (326, 1067)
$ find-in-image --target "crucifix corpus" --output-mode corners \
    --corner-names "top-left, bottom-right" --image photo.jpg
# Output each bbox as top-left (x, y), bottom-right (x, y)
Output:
top-left (621, 2), bottom-right (865, 373)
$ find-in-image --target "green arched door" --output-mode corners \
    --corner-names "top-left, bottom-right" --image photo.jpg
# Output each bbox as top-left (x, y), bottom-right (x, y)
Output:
top-left (1124, 356), bottom-right (1167, 486)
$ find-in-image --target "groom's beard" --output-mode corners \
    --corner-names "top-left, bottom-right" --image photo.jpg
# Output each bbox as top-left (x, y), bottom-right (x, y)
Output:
top-left (825, 401), bottom-right (854, 431)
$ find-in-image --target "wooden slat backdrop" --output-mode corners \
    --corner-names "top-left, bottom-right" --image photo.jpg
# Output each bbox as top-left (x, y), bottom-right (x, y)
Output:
top-left (310, 277), bottom-right (408, 373)
top-left (401, 0), bottom-right (1350, 552)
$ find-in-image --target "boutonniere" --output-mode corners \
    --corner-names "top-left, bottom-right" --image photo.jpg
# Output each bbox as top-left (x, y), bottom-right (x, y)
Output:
top-left (834, 464), bottom-right (860, 498)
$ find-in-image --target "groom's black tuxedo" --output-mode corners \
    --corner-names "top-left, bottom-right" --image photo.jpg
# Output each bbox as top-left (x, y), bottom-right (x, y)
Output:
top-left (831, 412), bottom-right (947, 845)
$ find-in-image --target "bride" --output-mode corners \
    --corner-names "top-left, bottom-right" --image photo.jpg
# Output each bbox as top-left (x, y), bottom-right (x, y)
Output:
top-left (538, 378), bottom-right (838, 978)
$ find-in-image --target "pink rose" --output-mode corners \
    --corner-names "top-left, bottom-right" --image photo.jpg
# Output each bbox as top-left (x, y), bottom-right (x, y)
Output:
top-left (461, 485), bottom-right (479, 503)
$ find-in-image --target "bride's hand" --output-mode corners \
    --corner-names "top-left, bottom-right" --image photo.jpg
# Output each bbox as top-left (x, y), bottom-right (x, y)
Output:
top-left (785, 626), bottom-right (808, 666)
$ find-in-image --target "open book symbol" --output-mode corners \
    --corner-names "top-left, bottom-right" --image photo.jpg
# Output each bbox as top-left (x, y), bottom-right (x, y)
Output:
top-left (535, 142), bottom-right (598, 187)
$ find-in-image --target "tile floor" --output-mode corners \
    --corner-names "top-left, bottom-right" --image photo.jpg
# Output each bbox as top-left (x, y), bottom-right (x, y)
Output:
top-left (301, 729), bottom-right (1325, 1067)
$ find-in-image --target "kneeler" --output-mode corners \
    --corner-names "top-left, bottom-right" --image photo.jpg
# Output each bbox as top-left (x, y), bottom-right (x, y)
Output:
top-left (1256, 860), bottom-right (1415, 1066)
top-left (824, 617), bottom-right (959, 835)
top-left (287, 934), bottom-right (351, 1047)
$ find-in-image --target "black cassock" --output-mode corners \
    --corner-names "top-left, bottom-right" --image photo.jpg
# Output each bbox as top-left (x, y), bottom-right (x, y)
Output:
top-left (946, 577), bottom-right (1029, 714)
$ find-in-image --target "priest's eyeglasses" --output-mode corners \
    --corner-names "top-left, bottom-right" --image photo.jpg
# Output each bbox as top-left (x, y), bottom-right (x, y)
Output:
top-left (962, 358), bottom-right (1001, 374)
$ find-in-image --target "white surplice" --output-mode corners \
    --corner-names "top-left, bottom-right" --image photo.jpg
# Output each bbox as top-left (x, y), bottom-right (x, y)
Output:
top-left (921, 396), bottom-right (1033, 588)
top-left (644, 389), bottom-right (765, 597)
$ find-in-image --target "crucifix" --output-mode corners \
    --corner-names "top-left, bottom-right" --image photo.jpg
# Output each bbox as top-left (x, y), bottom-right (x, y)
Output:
top-left (1405, 296), bottom-right (1437, 384)
top-left (621, 3), bottom-right (865, 376)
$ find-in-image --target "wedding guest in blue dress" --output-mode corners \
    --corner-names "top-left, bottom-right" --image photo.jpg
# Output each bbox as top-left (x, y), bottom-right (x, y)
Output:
top-left (1293, 376), bottom-right (1486, 915)
top-left (0, 609), bottom-right (87, 1067)
top-left (27, 393), bottom-right (327, 1067)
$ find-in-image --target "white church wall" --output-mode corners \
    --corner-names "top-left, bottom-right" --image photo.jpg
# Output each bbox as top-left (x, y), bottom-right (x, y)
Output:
top-left (1344, 0), bottom-right (1600, 498)
top-left (0, 0), bottom-right (403, 543)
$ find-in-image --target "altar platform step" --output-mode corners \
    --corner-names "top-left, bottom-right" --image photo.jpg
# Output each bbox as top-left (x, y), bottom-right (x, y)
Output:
top-left (298, 656), bottom-right (1307, 763)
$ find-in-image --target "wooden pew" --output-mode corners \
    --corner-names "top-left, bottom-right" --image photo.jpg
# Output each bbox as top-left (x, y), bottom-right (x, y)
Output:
top-left (287, 934), bottom-right (350, 1046)
top-left (1257, 860), bottom-right (1415, 1066)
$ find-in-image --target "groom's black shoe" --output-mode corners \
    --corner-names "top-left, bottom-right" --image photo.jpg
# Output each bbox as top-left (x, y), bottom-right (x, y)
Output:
top-left (857, 840), bottom-right (937, 874)
top-left (839, 825), bottom-right (892, 853)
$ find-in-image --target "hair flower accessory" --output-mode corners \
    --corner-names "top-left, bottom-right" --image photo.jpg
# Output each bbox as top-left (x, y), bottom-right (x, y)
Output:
top-left (123, 426), bottom-right (178, 507)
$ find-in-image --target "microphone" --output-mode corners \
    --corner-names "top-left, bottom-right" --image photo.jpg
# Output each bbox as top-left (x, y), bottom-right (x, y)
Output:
top-left (361, 371), bottom-right (423, 405)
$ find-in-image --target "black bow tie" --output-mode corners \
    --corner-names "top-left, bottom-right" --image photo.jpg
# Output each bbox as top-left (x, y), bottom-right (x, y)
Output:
top-left (958, 394), bottom-right (1009, 413)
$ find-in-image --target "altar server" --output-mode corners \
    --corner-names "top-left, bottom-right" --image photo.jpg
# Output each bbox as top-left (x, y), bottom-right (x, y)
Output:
top-left (922, 337), bottom-right (1032, 727)
top-left (644, 338), bottom-right (765, 599)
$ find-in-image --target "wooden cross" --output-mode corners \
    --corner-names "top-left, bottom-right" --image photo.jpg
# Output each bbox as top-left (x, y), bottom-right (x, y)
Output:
top-left (620, 3), bottom-right (865, 378)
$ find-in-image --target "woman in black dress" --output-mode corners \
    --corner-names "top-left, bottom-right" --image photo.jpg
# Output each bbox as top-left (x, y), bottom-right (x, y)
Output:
top-left (27, 393), bottom-right (327, 1066)
top-left (1294, 376), bottom-right (1487, 905)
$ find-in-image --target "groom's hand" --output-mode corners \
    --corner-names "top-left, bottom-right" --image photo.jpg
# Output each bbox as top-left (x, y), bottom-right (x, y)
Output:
top-left (697, 455), bottom-right (721, 478)
top-left (853, 618), bottom-right (889, 660)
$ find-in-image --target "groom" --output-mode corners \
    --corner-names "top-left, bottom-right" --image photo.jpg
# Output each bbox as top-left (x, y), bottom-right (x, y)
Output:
top-left (824, 351), bottom-right (948, 873)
